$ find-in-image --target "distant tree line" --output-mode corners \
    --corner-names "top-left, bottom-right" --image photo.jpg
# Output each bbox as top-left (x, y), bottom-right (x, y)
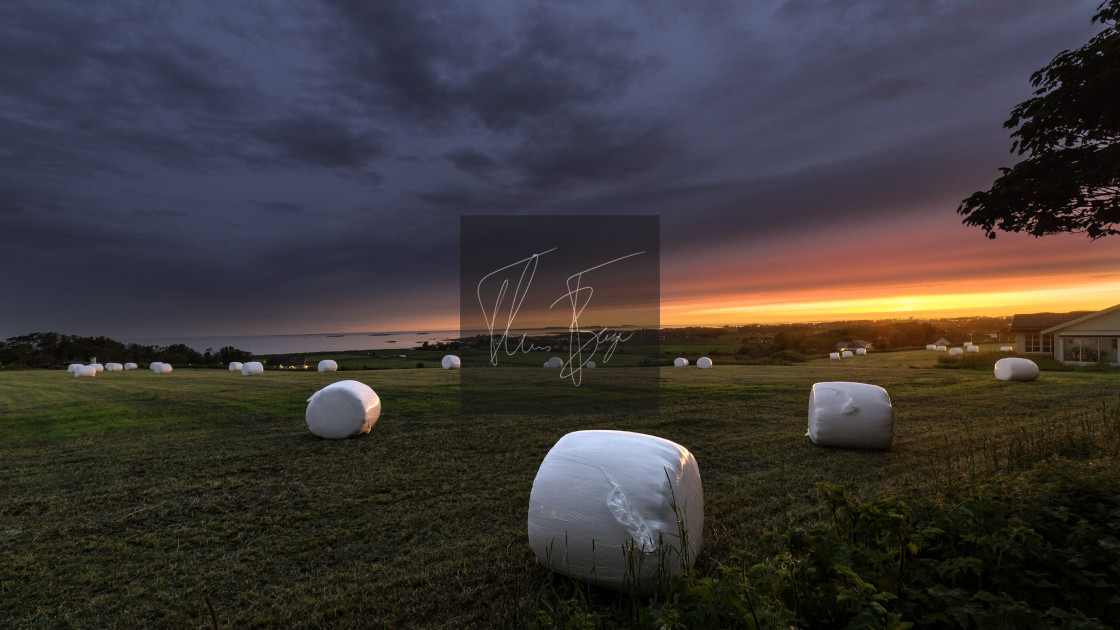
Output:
top-left (0, 332), bottom-right (253, 369)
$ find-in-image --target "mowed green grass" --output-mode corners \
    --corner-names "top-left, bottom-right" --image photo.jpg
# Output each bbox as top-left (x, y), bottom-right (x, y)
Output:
top-left (1, 349), bottom-right (1118, 628)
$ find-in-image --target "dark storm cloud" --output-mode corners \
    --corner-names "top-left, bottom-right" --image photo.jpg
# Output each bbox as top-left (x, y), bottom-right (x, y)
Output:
top-left (0, 0), bottom-right (1110, 338)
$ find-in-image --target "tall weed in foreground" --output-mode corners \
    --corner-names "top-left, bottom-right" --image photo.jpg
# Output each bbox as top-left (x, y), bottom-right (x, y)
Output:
top-left (642, 458), bottom-right (1120, 629)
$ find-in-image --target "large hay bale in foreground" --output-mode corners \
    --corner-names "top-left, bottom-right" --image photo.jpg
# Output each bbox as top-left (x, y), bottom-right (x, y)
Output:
top-left (806, 382), bottom-right (893, 450)
top-left (441, 355), bottom-right (460, 370)
top-left (305, 380), bottom-right (381, 439)
top-left (229, 362), bottom-right (243, 372)
top-left (673, 357), bottom-right (689, 367)
top-left (697, 357), bottom-right (713, 369)
top-left (242, 362), bottom-right (264, 376)
top-left (527, 430), bottom-right (704, 594)
top-left (948, 347), bottom-right (964, 356)
top-left (74, 365), bottom-right (96, 378)
top-left (994, 357), bottom-right (1039, 382)
top-left (105, 363), bottom-right (123, 371)
top-left (318, 359), bottom-right (338, 373)
top-left (124, 362), bottom-right (137, 370)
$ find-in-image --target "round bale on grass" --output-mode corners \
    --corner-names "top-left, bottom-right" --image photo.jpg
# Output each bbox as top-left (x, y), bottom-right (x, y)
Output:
top-left (673, 357), bottom-right (689, 367)
top-left (441, 355), bottom-right (461, 370)
top-left (527, 430), bottom-right (703, 594)
top-left (697, 357), bottom-right (713, 369)
top-left (806, 382), bottom-right (893, 450)
top-left (124, 362), bottom-right (137, 370)
top-left (74, 365), bottom-right (96, 377)
top-left (318, 359), bottom-right (338, 373)
top-left (305, 380), bottom-right (381, 439)
top-left (242, 362), bottom-right (264, 376)
top-left (229, 362), bottom-right (243, 372)
top-left (994, 357), bottom-right (1040, 382)
top-left (967, 345), bottom-right (980, 353)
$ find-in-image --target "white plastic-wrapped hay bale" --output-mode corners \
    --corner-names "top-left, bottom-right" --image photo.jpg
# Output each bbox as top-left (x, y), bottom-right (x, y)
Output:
top-left (68, 363), bottom-right (83, 373)
top-left (105, 363), bottom-right (123, 371)
top-left (994, 357), bottom-right (1039, 382)
top-left (242, 361), bottom-right (264, 376)
top-left (156, 363), bottom-right (172, 374)
top-left (1000, 346), bottom-right (1014, 352)
top-left (829, 352), bottom-right (841, 360)
top-left (964, 341), bottom-right (973, 347)
top-left (856, 348), bottom-right (867, 356)
top-left (967, 345), bottom-right (979, 353)
top-left (697, 357), bottom-right (713, 369)
top-left (673, 357), bottom-right (689, 367)
top-left (926, 344), bottom-right (936, 350)
top-left (150, 362), bottom-right (163, 373)
top-left (841, 350), bottom-right (854, 359)
top-left (806, 382), bottom-right (893, 450)
top-left (546, 356), bottom-right (564, 368)
top-left (318, 359), bottom-right (339, 373)
top-left (527, 430), bottom-right (704, 594)
top-left (543, 362), bottom-right (551, 368)
top-left (948, 347), bottom-right (964, 356)
top-left (229, 361), bottom-right (243, 372)
top-left (936, 345), bottom-right (947, 352)
top-left (74, 365), bottom-right (96, 378)
top-left (305, 380), bottom-right (381, 439)
top-left (92, 363), bottom-right (104, 373)
top-left (585, 361), bottom-right (596, 368)
top-left (124, 362), bottom-right (137, 370)
top-left (440, 355), bottom-right (460, 370)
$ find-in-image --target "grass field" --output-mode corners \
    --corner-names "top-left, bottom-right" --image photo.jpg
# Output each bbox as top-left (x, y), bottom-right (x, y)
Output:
top-left (1, 349), bottom-right (1118, 627)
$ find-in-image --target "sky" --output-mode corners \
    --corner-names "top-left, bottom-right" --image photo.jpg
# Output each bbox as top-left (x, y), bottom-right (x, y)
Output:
top-left (2, 0), bottom-right (1118, 340)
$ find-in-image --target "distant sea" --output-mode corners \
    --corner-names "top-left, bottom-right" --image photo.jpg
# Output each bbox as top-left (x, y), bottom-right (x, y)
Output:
top-left (120, 331), bottom-right (458, 356)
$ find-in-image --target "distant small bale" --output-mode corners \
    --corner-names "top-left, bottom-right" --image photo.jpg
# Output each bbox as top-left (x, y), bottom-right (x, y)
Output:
top-left (305, 380), bottom-right (381, 439)
top-left (697, 357), bottom-right (713, 369)
top-left (585, 361), bottom-right (596, 368)
top-left (841, 350), bottom-right (854, 359)
top-left (74, 365), bottom-right (96, 378)
top-left (318, 359), bottom-right (339, 373)
top-left (105, 363), bottom-right (123, 372)
top-left (856, 348), bottom-right (867, 356)
top-left (926, 344), bottom-right (936, 350)
top-left (936, 345), bottom-right (947, 352)
top-left (156, 363), bottom-right (172, 374)
top-left (994, 357), bottom-right (1039, 382)
top-left (546, 357), bottom-right (564, 368)
top-left (124, 362), bottom-right (138, 370)
top-left (229, 362), bottom-right (243, 372)
top-left (806, 381), bottom-right (893, 450)
top-left (242, 361), bottom-right (264, 376)
top-left (948, 347), bottom-right (964, 356)
top-left (441, 355), bottom-right (461, 370)
top-left (964, 341), bottom-right (973, 347)
top-left (673, 357), bottom-right (689, 367)
top-left (967, 345), bottom-right (980, 353)
top-left (829, 352), bottom-right (841, 360)
top-left (68, 363), bottom-right (83, 373)
top-left (1000, 346), bottom-right (1014, 352)
top-left (92, 363), bottom-right (104, 373)
top-left (150, 362), bottom-right (163, 373)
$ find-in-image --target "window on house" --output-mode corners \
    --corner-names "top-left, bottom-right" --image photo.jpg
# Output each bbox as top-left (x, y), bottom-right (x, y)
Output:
top-left (1024, 333), bottom-right (1053, 353)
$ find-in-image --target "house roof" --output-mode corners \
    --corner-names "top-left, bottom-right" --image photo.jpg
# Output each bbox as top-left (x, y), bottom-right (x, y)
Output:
top-left (1041, 303), bottom-right (1120, 334)
top-left (1008, 311), bottom-right (1092, 332)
